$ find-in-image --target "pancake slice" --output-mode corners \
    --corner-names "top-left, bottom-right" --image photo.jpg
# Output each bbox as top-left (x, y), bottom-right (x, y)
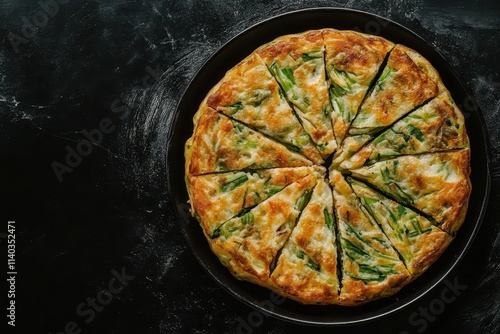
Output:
top-left (350, 150), bottom-right (471, 235)
top-left (330, 170), bottom-right (410, 305)
top-left (185, 105), bottom-right (313, 176)
top-left (210, 173), bottom-right (319, 283)
top-left (188, 166), bottom-right (325, 238)
top-left (349, 178), bottom-right (452, 277)
top-left (340, 91), bottom-right (469, 170)
top-left (349, 45), bottom-right (440, 136)
top-left (256, 30), bottom-right (337, 157)
top-left (323, 29), bottom-right (394, 145)
top-left (270, 178), bottom-right (340, 304)
top-left (206, 52), bottom-right (323, 164)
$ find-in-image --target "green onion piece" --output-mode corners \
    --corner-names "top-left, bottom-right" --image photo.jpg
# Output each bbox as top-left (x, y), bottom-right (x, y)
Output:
top-left (410, 216), bottom-right (423, 234)
top-left (307, 257), bottom-right (321, 271)
top-left (221, 175), bottom-right (249, 192)
top-left (302, 50), bottom-right (323, 62)
top-left (284, 143), bottom-right (301, 153)
top-left (407, 230), bottom-right (420, 238)
top-left (265, 185), bottom-right (284, 196)
top-left (342, 238), bottom-right (369, 258)
top-left (381, 167), bottom-right (391, 183)
top-left (408, 124), bottom-right (425, 142)
top-left (227, 102), bottom-right (243, 115)
top-left (323, 208), bottom-right (335, 231)
top-left (296, 250), bottom-right (305, 259)
top-left (241, 212), bottom-right (254, 225)
top-left (391, 183), bottom-right (414, 205)
top-left (246, 141), bottom-right (257, 149)
top-left (376, 68), bottom-right (396, 90)
top-left (270, 64), bottom-right (297, 93)
top-left (295, 189), bottom-right (313, 211)
top-left (281, 68), bottom-right (296, 84)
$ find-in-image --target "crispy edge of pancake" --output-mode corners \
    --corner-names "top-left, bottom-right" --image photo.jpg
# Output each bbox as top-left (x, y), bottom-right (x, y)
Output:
top-left (187, 171), bottom-right (248, 237)
top-left (397, 44), bottom-right (447, 94)
top-left (322, 28), bottom-right (394, 85)
top-left (437, 149), bottom-right (472, 235)
top-left (256, 29), bottom-right (324, 60)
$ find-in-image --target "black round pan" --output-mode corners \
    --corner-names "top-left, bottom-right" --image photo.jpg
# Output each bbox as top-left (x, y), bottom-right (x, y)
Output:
top-left (166, 8), bottom-right (491, 325)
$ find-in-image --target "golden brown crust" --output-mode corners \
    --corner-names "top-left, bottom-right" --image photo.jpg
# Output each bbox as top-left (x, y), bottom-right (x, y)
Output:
top-left (257, 30), bottom-right (324, 60)
top-left (322, 29), bottom-right (394, 85)
top-left (398, 44), bottom-right (447, 94)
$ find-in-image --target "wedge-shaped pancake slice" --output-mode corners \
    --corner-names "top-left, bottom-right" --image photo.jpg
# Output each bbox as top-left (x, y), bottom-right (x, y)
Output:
top-left (330, 170), bottom-right (410, 305)
top-left (350, 150), bottom-right (471, 235)
top-left (188, 166), bottom-right (324, 237)
top-left (256, 30), bottom-right (336, 157)
top-left (349, 178), bottom-right (452, 277)
top-left (270, 178), bottom-right (339, 304)
top-left (210, 173), bottom-right (319, 283)
top-left (349, 45), bottom-right (439, 136)
top-left (341, 91), bottom-right (470, 170)
top-left (206, 52), bottom-right (323, 164)
top-left (186, 105), bottom-right (312, 175)
top-left (323, 29), bottom-right (394, 144)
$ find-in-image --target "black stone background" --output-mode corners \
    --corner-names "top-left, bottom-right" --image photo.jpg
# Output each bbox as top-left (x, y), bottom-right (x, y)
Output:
top-left (1, 0), bottom-right (499, 333)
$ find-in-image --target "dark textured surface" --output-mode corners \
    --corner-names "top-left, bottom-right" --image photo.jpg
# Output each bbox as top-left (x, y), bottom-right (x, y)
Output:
top-left (1, 1), bottom-right (499, 333)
